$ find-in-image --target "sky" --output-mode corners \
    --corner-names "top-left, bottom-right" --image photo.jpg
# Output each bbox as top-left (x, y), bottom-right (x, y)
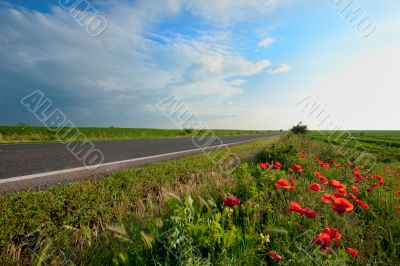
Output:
top-left (0, 0), bottom-right (399, 130)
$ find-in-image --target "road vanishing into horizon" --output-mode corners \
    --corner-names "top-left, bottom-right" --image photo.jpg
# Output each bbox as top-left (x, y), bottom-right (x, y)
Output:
top-left (0, 133), bottom-right (281, 194)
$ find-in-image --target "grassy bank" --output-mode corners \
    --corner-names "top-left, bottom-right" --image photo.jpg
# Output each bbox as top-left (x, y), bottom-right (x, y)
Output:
top-left (0, 126), bottom-right (276, 144)
top-left (0, 137), bottom-right (277, 265)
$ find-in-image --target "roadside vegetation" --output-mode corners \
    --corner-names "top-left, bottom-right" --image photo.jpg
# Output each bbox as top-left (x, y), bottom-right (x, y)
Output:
top-left (1, 134), bottom-right (399, 265)
top-left (0, 125), bottom-right (275, 144)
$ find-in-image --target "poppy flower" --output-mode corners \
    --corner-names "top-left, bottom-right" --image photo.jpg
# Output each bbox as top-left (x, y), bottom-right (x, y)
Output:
top-left (313, 233), bottom-right (331, 251)
top-left (293, 164), bottom-right (303, 173)
top-left (332, 198), bottom-right (354, 214)
top-left (224, 196), bottom-right (240, 208)
top-left (323, 226), bottom-right (341, 240)
top-left (330, 180), bottom-right (346, 190)
top-left (319, 161), bottom-right (330, 168)
top-left (288, 201), bottom-right (305, 214)
top-left (355, 199), bottom-right (369, 209)
top-left (274, 161), bottom-right (282, 170)
top-left (314, 172), bottom-right (328, 184)
top-left (289, 168), bottom-right (294, 173)
top-left (275, 179), bottom-right (295, 191)
top-left (259, 162), bottom-right (270, 169)
top-left (300, 155), bottom-right (305, 160)
top-left (348, 193), bottom-right (358, 201)
top-left (268, 251), bottom-right (282, 261)
top-left (366, 188), bottom-right (372, 193)
top-left (350, 186), bottom-right (361, 194)
top-left (346, 161), bottom-right (353, 166)
top-left (353, 170), bottom-right (363, 180)
top-left (314, 156), bottom-right (320, 161)
top-left (357, 165), bottom-right (363, 170)
top-left (304, 208), bottom-right (317, 218)
top-left (345, 247), bottom-right (359, 257)
top-left (289, 179), bottom-right (295, 184)
top-left (309, 183), bottom-right (322, 192)
top-left (396, 190), bottom-right (400, 196)
top-left (334, 188), bottom-right (347, 198)
top-left (321, 194), bottom-right (335, 204)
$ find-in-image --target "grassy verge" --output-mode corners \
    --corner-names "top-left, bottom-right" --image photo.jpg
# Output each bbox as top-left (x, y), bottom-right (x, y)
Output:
top-left (0, 136), bottom-right (278, 265)
top-left (0, 125), bottom-right (277, 144)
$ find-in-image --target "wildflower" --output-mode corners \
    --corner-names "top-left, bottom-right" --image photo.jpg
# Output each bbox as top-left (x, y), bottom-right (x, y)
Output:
top-left (288, 201), bottom-right (305, 214)
top-left (289, 179), bottom-right (295, 184)
top-left (224, 196), bottom-right (240, 208)
top-left (350, 185), bottom-right (361, 194)
top-left (293, 164), bottom-right (303, 173)
top-left (321, 194), bottom-right (335, 204)
top-left (319, 161), bottom-right (330, 168)
top-left (396, 190), bottom-right (400, 196)
top-left (353, 170), bottom-right (363, 180)
top-left (275, 179), bottom-right (295, 191)
top-left (345, 247), bottom-right (359, 257)
top-left (309, 183), bottom-right (322, 192)
top-left (355, 199), bottom-right (369, 209)
top-left (304, 208), bottom-right (317, 218)
top-left (314, 172), bottom-right (328, 184)
top-left (346, 161), bottom-right (353, 166)
top-left (366, 188), bottom-right (372, 193)
top-left (357, 165), bottom-right (363, 170)
top-left (330, 180), bottom-right (346, 190)
top-left (259, 162), bottom-right (270, 169)
top-left (334, 188), bottom-right (347, 198)
top-left (323, 226), bottom-right (341, 240)
top-left (348, 193), bottom-right (358, 201)
top-left (289, 168), bottom-right (294, 173)
top-left (313, 233), bottom-right (331, 251)
top-left (274, 161), bottom-right (282, 170)
top-left (332, 198), bottom-right (354, 214)
top-left (268, 251), bottom-right (282, 261)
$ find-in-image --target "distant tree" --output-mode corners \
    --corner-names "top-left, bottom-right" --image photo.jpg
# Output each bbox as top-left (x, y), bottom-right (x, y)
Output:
top-left (290, 122), bottom-right (308, 134)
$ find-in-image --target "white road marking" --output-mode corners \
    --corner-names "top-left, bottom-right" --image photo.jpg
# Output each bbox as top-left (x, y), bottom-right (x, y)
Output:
top-left (0, 136), bottom-right (275, 185)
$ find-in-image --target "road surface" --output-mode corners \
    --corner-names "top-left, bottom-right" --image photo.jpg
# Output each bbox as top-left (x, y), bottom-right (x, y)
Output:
top-left (0, 133), bottom-right (280, 193)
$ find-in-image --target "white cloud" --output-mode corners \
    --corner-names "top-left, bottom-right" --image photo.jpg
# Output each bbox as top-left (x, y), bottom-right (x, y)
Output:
top-left (268, 63), bottom-right (291, 74)
top-left (258, 37), bottom-right (274, 48)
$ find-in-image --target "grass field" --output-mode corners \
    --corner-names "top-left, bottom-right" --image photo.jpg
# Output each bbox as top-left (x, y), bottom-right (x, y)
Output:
top-left (0, 125), bottom-right (276, 144)
top-left (309, 130), bottom-right (400, 162)
top-left (0, 134), bottom-right (399, 265)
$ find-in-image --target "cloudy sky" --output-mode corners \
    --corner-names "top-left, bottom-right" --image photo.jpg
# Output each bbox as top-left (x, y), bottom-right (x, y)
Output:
top-left (1, 0), bottom-right (399, 130)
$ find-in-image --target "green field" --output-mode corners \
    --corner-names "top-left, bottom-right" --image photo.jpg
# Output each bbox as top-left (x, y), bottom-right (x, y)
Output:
top-left (309, 130), bottom-right (400, 162)
top-left (0, 125), bottom-right (277, 144)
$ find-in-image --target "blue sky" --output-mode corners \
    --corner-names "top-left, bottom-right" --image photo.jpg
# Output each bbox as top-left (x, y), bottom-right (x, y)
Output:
top-left (1, 0), bottom-right (399, 129)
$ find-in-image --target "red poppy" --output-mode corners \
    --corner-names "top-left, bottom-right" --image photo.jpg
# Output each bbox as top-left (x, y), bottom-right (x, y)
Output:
top-left (350, 185), bottom-right (361, 194)
top-left (274, 161), bottom-right (282, 170)
top-left (300, 155), bottom-right (306, 160)
top-left (259, 162), bottom-right (270, 169)
top-left (332, 198), bottom-right (354, 214)
top-left (348, 193), bottom-right (358, 201)
top-left (314, 172), bottom-right (328, 184)
top-left (345, 247), bottom-right (359, 257)
top-left (332, 161), bottom-right (340, 168)
top-left (366, 188), bottom-right (372, 193)
top-left (289, 168), bottom-right (294, 173)
top-left (275, 179), bottom-right (295, 191)
top-left (304, 208), bottom-right (317, 218)
top-left (353, 170), bottom-right (363, 180)
top-left (288, 201), bottom-right (305, 214)
top-left (334, 188), bottom-right (347, 198)
top-left (224, 196), bottom-right (240, 208)
top-left (346, 161), bottom-right (353, 166)
top-left (355, 199), bottom-right (369, 209)
top-left (268, 251), bottom-right (282, 261)
top-left (357, 165), bottom-right (363, 170)
top-left (289, 179), bottom-right (295, 184)
top-left (330, 180), bottom-right (346, 190)
top-left (309, 183), bottom-right (322, 192)
top-left (293, 164), bottom-right (303, 173)
top-left (321, 194), bottom-right (335, 204)
top-left (313, 233), bottom-right (331, 251)
top-left (319, 161), bottom-right (330, 168)
top-left (323, 226), bottom-right (341, 240)
top-left (396, 190), bottom-right (400, 196)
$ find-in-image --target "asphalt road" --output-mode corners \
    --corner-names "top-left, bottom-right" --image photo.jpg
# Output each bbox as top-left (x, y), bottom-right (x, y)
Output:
top-left (0, 133), bottom-right (280, 193)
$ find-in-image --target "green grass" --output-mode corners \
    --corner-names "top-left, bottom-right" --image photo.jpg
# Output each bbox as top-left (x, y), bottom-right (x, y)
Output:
top-left (0, 125), bottom-right (277, 144)
top-left (308, 130), bottom-right (400, 162)
top-left (0, 136), bottom-right (277, 265)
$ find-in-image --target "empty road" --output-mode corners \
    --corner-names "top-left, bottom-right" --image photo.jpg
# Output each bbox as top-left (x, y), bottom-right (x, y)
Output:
top-left (0, 133), bottom-right (280, 193)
